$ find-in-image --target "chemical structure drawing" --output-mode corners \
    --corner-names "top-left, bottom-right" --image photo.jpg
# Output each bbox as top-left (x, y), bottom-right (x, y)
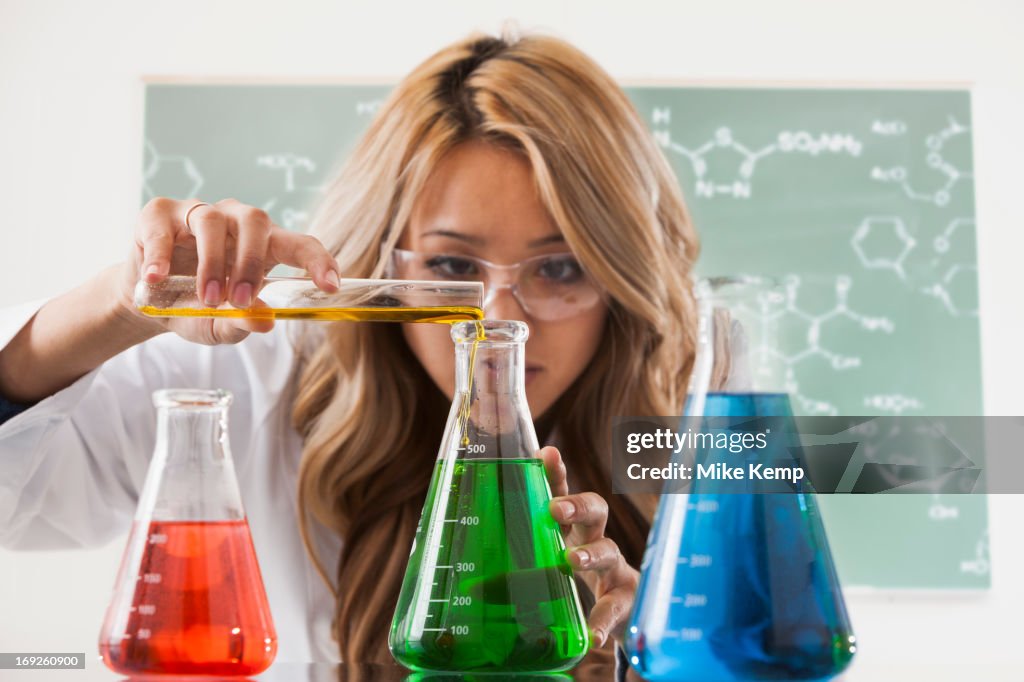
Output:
top-left (261, 206), bottom-right (311, 232)
top-left (257, 154), bottom-right (316, 193)
top-left (650, 107), bottom-right (863, 199)
top-left (959, 530), bottom-right (990, 576)
top-left (772, 274), bottom-right (894, 369)
top-left (920, 264), bottom-right (979, 317)
top-left (851, 216), bottom-right (917, 281)
top-left (849, 215), bottom-right (978, 318)
top-left (142, 140), bottom-right (203, 200)
top-left (738, 274), bottom-right (897, 416)
top-left (356, 99), bottom-right (384, 117)
top-left (871, 119), bottom-right (907, 136)
top-left (784, 368), bottom-right (838, 416)
top-left (929, 495), bottom-right (960, 521)
top-left (864, 394), bottom-right (924, 414)
top-left (933, 218), bottom-right (974, 255)
top-left (869, 115), bottom-right (971, 207)
top-left (257, 153), bottom-right (322, 233)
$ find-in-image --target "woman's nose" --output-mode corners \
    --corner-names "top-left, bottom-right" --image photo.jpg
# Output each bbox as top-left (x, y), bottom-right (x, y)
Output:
top-left (483, 284), bottom-right (529, 322)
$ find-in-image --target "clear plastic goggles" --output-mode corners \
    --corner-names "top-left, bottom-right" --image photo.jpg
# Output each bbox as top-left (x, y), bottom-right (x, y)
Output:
top-left (387, 248), bottom-right (603, 321)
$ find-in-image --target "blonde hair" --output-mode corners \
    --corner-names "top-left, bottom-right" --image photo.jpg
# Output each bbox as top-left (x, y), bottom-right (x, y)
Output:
top-left (292, 31), bottom-right (699, 664)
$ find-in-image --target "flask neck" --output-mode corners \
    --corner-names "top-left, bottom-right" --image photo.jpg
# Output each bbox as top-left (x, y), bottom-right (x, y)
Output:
top-left (155, 405), bottom-right (230, 466)
top-left (695, 276), bottom-right (788, 396)
top-left (455, 341), bottom-right (526, 397)
top-left (141, 391), bottom-right (244, 522)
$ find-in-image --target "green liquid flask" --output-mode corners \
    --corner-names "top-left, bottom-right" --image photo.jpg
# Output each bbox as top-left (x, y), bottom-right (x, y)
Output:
top-left (389, 320), bottom-right (590, 673)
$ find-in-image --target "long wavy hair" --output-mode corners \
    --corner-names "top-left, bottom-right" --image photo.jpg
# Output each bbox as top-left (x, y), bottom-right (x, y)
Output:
top-left (291, 30), bottom-right (699, 664)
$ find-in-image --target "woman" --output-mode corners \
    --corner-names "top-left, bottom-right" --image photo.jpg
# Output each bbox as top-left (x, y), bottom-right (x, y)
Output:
top-left (0, 31), bottom-right (697, 667)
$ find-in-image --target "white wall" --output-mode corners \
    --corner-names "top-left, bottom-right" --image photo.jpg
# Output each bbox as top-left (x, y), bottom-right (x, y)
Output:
top-left (1, 0), bottom-right (1022, 673)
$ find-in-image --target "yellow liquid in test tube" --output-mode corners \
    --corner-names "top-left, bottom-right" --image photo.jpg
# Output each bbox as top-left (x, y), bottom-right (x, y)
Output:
top-left (138, 305), bottom-right (483, 324)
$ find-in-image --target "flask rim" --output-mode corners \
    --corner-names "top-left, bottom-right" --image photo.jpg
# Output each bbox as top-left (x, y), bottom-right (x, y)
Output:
top-left (450, 319), bottom-right (529, 344)
top-left (152, 388), bottom-right (233, 409)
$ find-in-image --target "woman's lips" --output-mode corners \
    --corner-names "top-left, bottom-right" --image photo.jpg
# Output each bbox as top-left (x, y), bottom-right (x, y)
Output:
top-left (476, 359), bottom-right (542, 384)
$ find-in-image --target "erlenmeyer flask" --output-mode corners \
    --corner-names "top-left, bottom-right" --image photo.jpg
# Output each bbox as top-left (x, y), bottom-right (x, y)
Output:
top-left (390, 320), bottom-right (590, 672)
top-left (625, 276), bottom-right (855, 681)
top-left (99, 389), bottom-right (277, 676)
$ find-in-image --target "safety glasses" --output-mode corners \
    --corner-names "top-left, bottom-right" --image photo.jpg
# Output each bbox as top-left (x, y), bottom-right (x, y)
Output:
top-left (386, 248), bottom-right (603, 321)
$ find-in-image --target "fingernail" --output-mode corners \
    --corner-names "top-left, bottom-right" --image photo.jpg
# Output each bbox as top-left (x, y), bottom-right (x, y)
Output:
top-left (144, 264), bottom-right (163, 280)
top-left (231, 282), bottom-right (253, 307)
top-left (326, 270), bottom-right (341, 289)
top-left (203, 280), bottom-right (221, 306)
top-left (572, 548), bottom-right (591, 567)
top-left (556, 501), bottom-right (575, 520)
top-left (592, 628), bottom-right (607, 647)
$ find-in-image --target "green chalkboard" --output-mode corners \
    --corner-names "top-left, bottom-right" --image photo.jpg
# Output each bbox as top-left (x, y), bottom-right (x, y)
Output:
top-left (143, 83), bottom-right (987, 589)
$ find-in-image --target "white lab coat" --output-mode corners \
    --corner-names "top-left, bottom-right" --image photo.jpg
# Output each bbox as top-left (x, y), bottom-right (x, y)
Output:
top-left (0, 300), bottom-right (342, 663)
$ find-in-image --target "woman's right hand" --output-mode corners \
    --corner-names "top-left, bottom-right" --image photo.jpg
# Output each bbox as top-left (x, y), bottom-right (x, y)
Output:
top-left (118, 197), bottom-right (342, 345)
top-left (0, 197), bottom-right (338, 402)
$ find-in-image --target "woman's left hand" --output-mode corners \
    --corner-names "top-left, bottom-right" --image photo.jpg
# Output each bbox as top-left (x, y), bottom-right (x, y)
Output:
top-left (540, 445), bottom-right (640, 650)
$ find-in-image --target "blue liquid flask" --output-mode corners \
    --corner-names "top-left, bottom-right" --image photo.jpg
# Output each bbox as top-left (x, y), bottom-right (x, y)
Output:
top-left (625, 277), bottom-right (856, 681)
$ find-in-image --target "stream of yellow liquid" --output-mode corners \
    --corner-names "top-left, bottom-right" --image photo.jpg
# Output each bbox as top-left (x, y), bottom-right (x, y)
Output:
top-left (459, 320), bottom-right (487, 446)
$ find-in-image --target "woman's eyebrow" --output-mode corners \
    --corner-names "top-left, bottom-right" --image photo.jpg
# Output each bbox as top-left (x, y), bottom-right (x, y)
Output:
top-left (529, 234), bottom-right (565, 247)
top-left (421, 230), bottom-right (564, 248)
top-left (422, 229), bottom-right (484, 245)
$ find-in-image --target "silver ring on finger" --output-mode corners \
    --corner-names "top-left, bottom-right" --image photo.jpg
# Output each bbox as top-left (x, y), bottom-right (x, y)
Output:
top-left (184, 201), bottom-right (211, 232)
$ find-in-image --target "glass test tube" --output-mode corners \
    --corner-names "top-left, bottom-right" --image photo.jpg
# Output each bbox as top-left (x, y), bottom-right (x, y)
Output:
top-left (134, 275), bottom-right (485, 324)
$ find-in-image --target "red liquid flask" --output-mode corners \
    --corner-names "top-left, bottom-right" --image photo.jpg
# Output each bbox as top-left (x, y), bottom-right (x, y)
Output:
top-left (99, 389), bottom-right (277, 676)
